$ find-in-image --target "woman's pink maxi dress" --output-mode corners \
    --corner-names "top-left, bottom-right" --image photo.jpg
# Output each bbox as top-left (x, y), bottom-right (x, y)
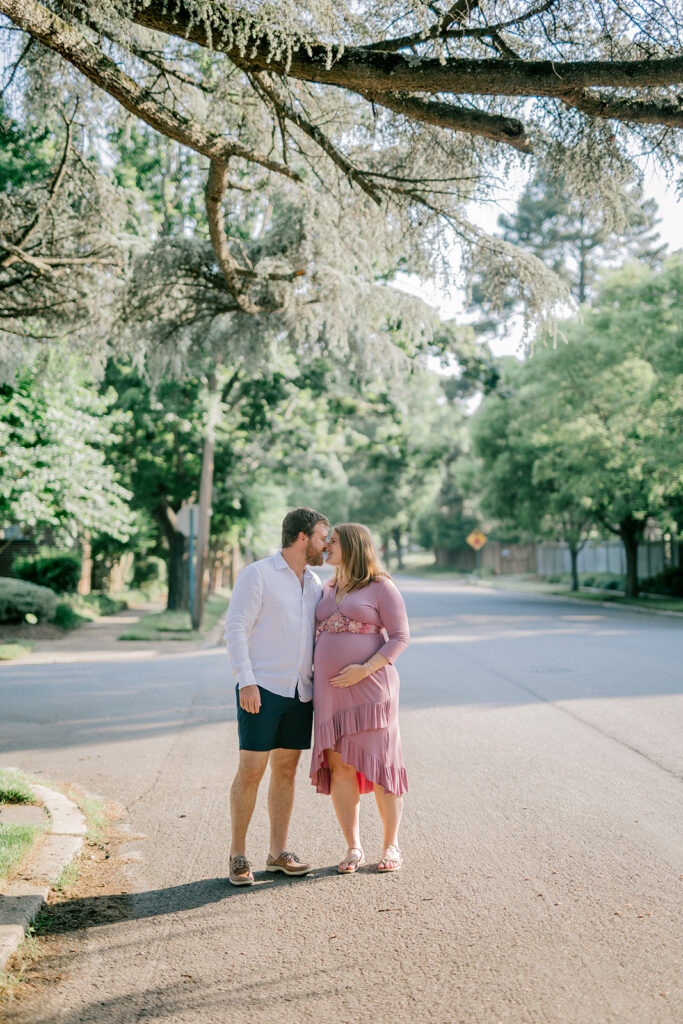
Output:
top-left (310, 577), bottom-right (410, 796)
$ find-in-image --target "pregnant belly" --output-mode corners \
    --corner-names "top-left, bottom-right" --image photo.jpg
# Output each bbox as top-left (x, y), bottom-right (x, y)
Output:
top-left (314, 632), bottom-right (384, 679)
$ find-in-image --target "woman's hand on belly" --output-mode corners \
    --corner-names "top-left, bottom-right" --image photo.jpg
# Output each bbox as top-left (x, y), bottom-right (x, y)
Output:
top-left (329, 663), bottom-right (369, 688)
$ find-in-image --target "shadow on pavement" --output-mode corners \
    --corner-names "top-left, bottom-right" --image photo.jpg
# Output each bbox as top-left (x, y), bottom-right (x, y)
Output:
top-left (38, 868), bottom-right (342, 936)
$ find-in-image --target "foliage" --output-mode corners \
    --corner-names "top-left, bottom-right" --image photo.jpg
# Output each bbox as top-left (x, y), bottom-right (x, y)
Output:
top-left (470, 169), bottom-right (665, 340)
top-left (640, 566), bottom-right (683, 598)
top-left (52, 591), bottom-right (127, 630)
top-left (0, 100), bottom-right (129, 371)
top-left (52, 602), bottom-right (86, 630)
top-left (0, 354), bottom-right (134, 544)
top-left (0, 577), bottom-right (57, 623)
top-left (13, 553), bottom-right (81, 594)
top-left (473, 257), bottom-right (683, 596)
top-left (7, 0), bottom-right (679, 344)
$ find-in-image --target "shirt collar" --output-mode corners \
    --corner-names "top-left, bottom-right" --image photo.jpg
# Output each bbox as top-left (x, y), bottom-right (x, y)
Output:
top-left (274, 550), bottom-right (317, 580)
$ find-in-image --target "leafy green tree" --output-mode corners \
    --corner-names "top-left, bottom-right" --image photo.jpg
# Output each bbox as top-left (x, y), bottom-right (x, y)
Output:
top-left (472, 359), bottom-right (595, 589)
top-left (473, 258), bottom-right (683, 596)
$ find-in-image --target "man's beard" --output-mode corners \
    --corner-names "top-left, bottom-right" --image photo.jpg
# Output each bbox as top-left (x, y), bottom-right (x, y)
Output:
top-left (305, 541), bottom-right (324, 566)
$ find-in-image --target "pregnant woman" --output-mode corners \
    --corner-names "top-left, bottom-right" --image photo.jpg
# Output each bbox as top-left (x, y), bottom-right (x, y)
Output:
top-left (310, 522), bottom-right (410, 873)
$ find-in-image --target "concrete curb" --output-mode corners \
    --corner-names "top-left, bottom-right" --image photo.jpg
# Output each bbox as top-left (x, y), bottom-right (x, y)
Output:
top-left (0, 783), bottom-right (87, 972)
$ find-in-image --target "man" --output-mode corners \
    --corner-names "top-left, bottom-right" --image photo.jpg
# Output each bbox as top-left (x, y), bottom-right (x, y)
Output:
top-left (225, 506), bottom-right (329, 885)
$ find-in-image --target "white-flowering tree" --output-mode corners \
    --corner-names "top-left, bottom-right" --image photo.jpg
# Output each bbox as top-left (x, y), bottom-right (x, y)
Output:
top-left (4, 0), bottom-right (679, 328)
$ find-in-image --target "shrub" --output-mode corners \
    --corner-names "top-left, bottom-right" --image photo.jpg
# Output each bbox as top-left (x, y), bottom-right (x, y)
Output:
top-left (13, 554), bottom-right (81, 594)
top-left (604, 577), bottom-right (624, 591)
top-left (53, 602), bottom-right (87, 630)
top-left (0, 578), bottom-right (57, 624)
top-left (640, 566), bottom-right (683, 597)
top-left (580, 575), bottom-right (595, 587)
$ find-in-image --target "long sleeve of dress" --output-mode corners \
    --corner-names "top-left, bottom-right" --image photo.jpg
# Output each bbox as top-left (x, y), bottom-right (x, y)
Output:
top-left (375, 579), bottom-right (410, 664)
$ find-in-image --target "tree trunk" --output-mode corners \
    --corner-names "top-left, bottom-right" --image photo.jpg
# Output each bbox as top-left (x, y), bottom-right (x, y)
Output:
top-left (155, 502), bottom-right (189, 610)
top-left (78, 530), bottom-right (92, 595)
top-left (620, 517), bottom-right (642, 598)
top-left (167, 530), bottom-right (189, 610)
top-left (569, 542), bottom-right (580, 592)
top-left (391, 526), bottom-right (404, 570)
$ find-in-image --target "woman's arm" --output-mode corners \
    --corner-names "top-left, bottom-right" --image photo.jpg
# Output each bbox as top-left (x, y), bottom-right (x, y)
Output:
top-left (375, 578), bottom-right (410, 664)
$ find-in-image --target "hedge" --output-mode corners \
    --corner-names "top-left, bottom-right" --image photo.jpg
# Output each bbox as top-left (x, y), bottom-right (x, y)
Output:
top-left (0, 577), bottom-right (58, 624)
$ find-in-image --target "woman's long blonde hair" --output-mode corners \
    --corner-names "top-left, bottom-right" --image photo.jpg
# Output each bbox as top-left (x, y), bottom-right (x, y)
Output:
top-left (332, 523), bottom-right (390, 593)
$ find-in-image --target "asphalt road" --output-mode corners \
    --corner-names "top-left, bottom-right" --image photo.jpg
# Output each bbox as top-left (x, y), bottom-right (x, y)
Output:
top-left (1, 579), bottom-right (681, 1024)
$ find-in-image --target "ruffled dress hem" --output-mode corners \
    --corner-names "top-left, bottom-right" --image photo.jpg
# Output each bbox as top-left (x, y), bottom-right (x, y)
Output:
top-left (310, 698), bottom-right (408, 797)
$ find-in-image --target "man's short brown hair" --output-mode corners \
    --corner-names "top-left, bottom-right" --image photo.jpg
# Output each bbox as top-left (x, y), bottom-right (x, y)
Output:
top-left (281, 507), bottom-right (329, 548)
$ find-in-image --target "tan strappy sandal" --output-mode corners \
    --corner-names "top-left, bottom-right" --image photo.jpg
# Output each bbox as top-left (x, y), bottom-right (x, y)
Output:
top-left (338, 847), bottom-right (365, 873)
top-left (378, 845), bottom-right (403, 872)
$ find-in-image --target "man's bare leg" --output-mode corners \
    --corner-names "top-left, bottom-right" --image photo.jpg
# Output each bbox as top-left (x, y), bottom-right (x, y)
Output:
top-left (267, 748), bottom-right (301, 857)
top-left (230, 749), bottom-right (270, 857)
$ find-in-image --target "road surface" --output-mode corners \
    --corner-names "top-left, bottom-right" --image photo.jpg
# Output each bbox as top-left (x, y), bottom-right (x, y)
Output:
top-left (1, 578), bottom-right (681, 1023)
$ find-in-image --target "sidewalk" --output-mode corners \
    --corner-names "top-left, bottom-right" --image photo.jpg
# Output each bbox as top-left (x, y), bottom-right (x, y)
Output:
top-left (5, 603), bottom-right (228, 666)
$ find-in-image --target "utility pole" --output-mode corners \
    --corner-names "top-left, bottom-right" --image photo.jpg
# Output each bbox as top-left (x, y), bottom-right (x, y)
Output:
top-left (191, 373), bottom-right (219, 631)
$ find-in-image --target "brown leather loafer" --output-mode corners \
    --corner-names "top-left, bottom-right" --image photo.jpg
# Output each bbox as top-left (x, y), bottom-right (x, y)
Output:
top-left (229, 854), bottom-right (254, 886)
top-left (265, 850), bottom-right (311, 876)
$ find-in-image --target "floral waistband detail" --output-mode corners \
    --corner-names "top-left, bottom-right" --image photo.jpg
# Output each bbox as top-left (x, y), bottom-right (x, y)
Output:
top-left (316, 611), bottom-right (383, 640)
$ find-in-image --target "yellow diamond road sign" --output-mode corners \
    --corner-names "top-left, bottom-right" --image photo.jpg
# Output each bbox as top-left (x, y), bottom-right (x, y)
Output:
top-left (466, 530), bottom-right (487, 551)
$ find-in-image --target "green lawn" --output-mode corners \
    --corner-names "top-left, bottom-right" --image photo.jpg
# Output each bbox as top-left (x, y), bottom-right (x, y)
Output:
top-left (118, 591), bottom-right (230, 641)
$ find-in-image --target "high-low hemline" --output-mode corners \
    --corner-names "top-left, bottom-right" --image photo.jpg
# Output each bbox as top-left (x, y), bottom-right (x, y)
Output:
top-left (310, 732), bottom-right (408, 796)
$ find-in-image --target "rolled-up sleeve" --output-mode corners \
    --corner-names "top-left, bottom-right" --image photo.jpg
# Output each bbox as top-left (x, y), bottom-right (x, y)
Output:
top-left (376, 579), bottom-right (410, 664)
top-left (225, 565), bottom-right (263, 688)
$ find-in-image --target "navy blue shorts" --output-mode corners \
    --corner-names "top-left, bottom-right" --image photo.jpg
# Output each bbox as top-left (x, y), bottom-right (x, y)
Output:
top-left (235, 685), bottom-right (313, 751)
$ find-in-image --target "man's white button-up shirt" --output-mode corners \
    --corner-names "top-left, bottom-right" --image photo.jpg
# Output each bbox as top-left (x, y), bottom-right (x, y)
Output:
top-left (224, 551), bottom-right (323, 702)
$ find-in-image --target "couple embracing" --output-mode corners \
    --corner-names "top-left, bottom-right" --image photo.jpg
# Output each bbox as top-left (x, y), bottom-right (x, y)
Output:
top-left (225, 506), bottom-right (409, 885)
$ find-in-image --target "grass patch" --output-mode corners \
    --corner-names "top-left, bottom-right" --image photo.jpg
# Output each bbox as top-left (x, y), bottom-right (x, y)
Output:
top-left (54, 858), bottom-right (79, 894)
top-left (119, 590), bottom-right (229, 641)
top-left (0, 824), bottom-right (41, 881)
top-left (0, 641), bottom-right (33, 661)
top-left (0, 768), bottom-right (36, 804)
top-left (81, 797), bottom-right (107, 843)
top-left (0, 925), bottom-right (42, 1001)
